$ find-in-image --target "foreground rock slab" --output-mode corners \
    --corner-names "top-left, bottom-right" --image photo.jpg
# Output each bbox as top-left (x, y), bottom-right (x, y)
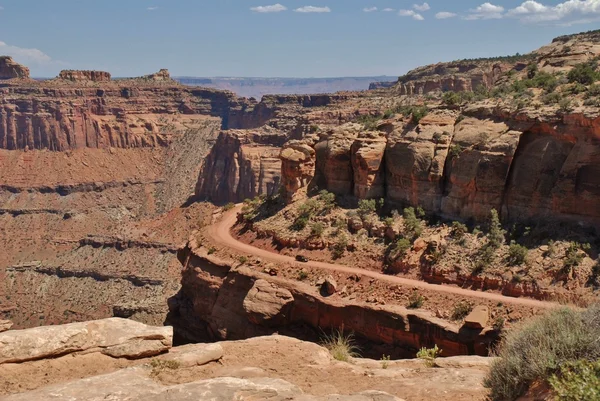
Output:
top-left (2, 366), bottom-right (404, 401)
top-left (0, 320), bottom-right (13, 333)
top-left (0, 318), bottom-right (172, 364)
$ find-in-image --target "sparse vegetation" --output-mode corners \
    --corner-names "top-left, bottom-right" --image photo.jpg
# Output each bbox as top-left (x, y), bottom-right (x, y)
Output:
top-left (507, 242), bottom-right (528, 266)
top-left (358, 199), bottom-right (377, 217)
top-left (238, 255), bottom-right (248, 264)
top-left (485, 305), bottom-right (600, 401)
top-left (392, 238), bottom-right (412, 260)
top-left (563, 242), bottom-right (590, 273)
top-left (380, 354), bottom-right (391, 369)
top-left (487, 209), bottom-right (505, 249)
top-left (207, 246), bottom-right (217, 255)
top-left (549, 359), bottom-right (600, 401)
top-left (417, 345), bottom-right (442, 367)
top-left (402, 207), bottom-right (423, 240)
top-left (331, 235), bottom-right (348, 259)
top-left (407, 292), bottom-right (425, 309)
top-left (321, 329), bottom-right (360, 362)
top-left (310, 222), bottom-right (325, 237)
top-left (449, 144), bottom-right (462, 157)
top-left (223, 202), bottom-right (235, 211)
top-left (451, 221), bottom-right (468, 241)
top-left (451, 301), bottom-right (473, 321)
top-left (150, 359), bottom-right (180, 376)
top-left (567, 60), bottom-right (599, 85)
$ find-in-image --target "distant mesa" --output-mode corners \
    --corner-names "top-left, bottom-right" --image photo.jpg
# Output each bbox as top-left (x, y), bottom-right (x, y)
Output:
top-left (0, 56), bottom-right (31, 80)
top-left (141, 69), bottom-right (171, 81)
top-left (58, 70), bottom-right (112, 82)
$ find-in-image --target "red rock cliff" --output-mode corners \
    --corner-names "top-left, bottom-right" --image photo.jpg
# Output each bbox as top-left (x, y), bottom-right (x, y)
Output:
top-left (0, 57), bottom-right (30, 80)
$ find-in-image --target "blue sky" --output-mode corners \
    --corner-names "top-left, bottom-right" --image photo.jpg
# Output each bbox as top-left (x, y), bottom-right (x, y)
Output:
top-left (0, 0), bottom-right (599, 78)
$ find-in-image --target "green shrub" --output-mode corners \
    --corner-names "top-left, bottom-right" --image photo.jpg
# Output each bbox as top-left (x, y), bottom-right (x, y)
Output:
top-left (411, 106), bottom-right (429, 124)
top-left (559, 97), bottom-right (574, 112)
top-left (292, 216), bottom-right (309, 231)
top-left (451, 221), bottom-right (468, 241)
top-left (331, 235), bottom-right (348, 259)
top-left (542, 92), bottom-right (562, 105)
top-left (567, 61), bottom-right (599, 85)
top-left (356, 114), bottom-right (382, 131)
top-left (451, 301), bottom-right (473, 321)
top-left (238, 256), bottom-right (248, 264)
top-left (564, 242), bottom-right (589, 272)
top-left (393, 238), bottom-right (412, 259)
top-left (485, 305), bottom-right (600, 401)
top-left (207, 246), bottom-right (217, 255)
top-left (310, 222), bottom-right (325, 237)
top-left (318, 190), bottom-right (336, 211)
top-left (442, 91), bottom-right (462, 106)
top-left (383, 217), bottom-right (394, 228)
top-left (297, 270), bottom-right (309, 281)
top-left (417, 345), bottom-right (442, 367)
top-left (449, 144), bottom-right (462, 157)
top-left (380, 354), bottom-right (391, 369)
top-left (487, 209), bottom-right (505, 249)
top-left (403, 207), bottom-right (423, 240)
top-left (507, 242), bottom-right (528, 266)
top-left (223, 202), bottom-right (235, 211)
top-left (383, 109), bottom-right (395, 119)
top-left (321, 329), bottom-right (360, 362)
top-left (407, 292), bottom-right (425, 309)
top-left (358, 199), bottom-right (377, 217)
top-left (549, 359), bottom-right (600, 401)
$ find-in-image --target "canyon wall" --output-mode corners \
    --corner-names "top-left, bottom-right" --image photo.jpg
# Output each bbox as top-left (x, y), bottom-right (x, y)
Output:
top-left (168, 238), bottom-right (499, 357)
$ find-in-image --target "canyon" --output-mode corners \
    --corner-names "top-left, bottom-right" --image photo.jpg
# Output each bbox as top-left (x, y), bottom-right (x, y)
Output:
top-left (1, 28), bottom-right (600, 401)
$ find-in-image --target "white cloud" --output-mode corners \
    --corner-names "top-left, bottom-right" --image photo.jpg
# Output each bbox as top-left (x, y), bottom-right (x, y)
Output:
top-left (435, 11), bottom-right (457, 19)
top-left (413, 2), bottom-right (430, 12)
top-left (363, 7), bottom-right (377, 12)
top-left (0, 41), bottom-right (53, 65)
top-left (250, 4), bottom-right (287, 13)
top-left (382, 8), bottom-right (395, 12)
top-left (294, 5), bottom-right (331, 13)
top-left (398, 9), bottom-right (424, 20)
top-left (147, 6), bottom-right (158, 11)
top-left (507, 0), bottom-right (600, 25)
top-left (465, 2), bottom-right (505, 19)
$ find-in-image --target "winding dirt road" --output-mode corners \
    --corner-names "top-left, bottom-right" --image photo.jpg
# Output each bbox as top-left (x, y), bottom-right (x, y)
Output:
top-left (208, 206), bottom-right (557, 310)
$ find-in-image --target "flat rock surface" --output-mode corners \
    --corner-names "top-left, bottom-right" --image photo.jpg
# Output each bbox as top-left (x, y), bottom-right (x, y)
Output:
top-left (0, 318), bottom-right (172, 364)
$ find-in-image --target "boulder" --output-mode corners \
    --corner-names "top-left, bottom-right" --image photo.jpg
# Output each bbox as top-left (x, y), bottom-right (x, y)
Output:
top-left (322, 276), bottom-right (338, 296)
top-left (464, 306), bottom-right (489, 330)
top-left (0, 319), bottom-right (13, 333)
top-left (243, 279), bottom-right (294, 325)
top-left (159, 343), bottom-right (223, 368)
top-left (0, 318), bottom-right (172, 364)
top-left (0, 56), bottom-right (30, 79)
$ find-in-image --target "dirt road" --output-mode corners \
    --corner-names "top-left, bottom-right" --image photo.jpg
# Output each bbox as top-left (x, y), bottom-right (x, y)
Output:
top-left (208, 206), bottom-right (557, 310)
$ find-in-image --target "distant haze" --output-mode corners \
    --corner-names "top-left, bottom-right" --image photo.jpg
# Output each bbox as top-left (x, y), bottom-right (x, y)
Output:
top-left (173, 76), bottom-right (396, 99)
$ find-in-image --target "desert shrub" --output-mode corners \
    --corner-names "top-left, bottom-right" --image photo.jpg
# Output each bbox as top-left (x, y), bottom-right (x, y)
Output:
top-left (397, 105), bottom-right (429, 124)
top-left (449, 144), bottom-right (462, 157)
top-left (493, 316), bottom-right (506, 331)
top-left (559, 97), bottom-right (574, 112)
top-left (297, 270), bottom-right (309, 281)
top-left (549, 359), bottom-right (600, 401)
top-left (380, 354), bottom-right (391, 369)
top-left (416, 206), bottom-right (426, 219)
top-left (407, 292), bottom-right (425, 309)
top-left (451, 221), bottom-right (468, 241)
top-left (356, 114), bottom-right (382, 131)
top-left (587, 83), bottom-right (600, 97)
top-left (507, 242), bottom-right (528, 266)
top-left (589, 259), bottom-right (600, 287)
top-left (321, 329), bottom-right (360, 362)
top-left (417, 345), bottom-right (442, 367)
top-left (241, 196), bottom-right (264, 221)
top-left (542, 92), bottom-right (562, 105)
top-left (474, 244), bottom-right (495, 274)
top-left (207, 246), bottom-right (217, 255)
top-left (545, 239), bottom-right (557, 257)
top-left (442, 91), bottom-right (462, 106)
top-left (383, 109), bottom-right (395, 119)
top-left (150, 359), bottom-right (180, 376)
top-left (223, 202), bottom-right (235, 211)
top-left (383, 217), bottom-right (394, 228)
top-left (451, 301), bottom-right (473, 321)
top-left (310, 222), bottom-right (325, 237)
top-left (318, 190), bottom-right (336, 211)
top-left (432, 132), bottom-right (443, 143)
top-left (485, 305), bottom-right (600, 401)
top-left (403, 207), bottom-right (423, 240)
top-left (358, 199), bottom-right (377, 217)
top-left (487, 209), bottom-right (505, 249)
top-left (392, 238), bottom-right (412, 259)
top-left (567, 61), bottom-right (599, 85)
top-left (331, 235), bottom-right (348, 259)
top-left (292, 216), bottom-right (309, 231)
top-left (564, 242), bottom-right (590, 272)
top-left (238, 256), bottom-right (248, 264)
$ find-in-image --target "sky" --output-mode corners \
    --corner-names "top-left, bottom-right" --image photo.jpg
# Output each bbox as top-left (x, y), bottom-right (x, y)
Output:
top-left (0, 0), bottom-right (599, 78)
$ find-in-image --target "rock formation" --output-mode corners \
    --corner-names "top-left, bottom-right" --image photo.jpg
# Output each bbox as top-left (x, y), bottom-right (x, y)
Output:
top-left (58, 70), bottom-right (112, 82)
top-left (280, 141), bottom-right (316, 202)
top-left (141, 69), bottom-right (172, 81)
top-left (168, 239), bottom-right (499, 356)
top-left (0, 57), bottom-right (30, 80)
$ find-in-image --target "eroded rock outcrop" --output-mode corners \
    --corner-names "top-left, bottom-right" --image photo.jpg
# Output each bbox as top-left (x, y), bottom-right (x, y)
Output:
top-left (0, 57), bottom-right (30, 80)
top-left (195, 129), bottom-right (286, 203)
top-left (0, 318), bottom-right (172, 364)
top-left (280, 141), bottom-right (316, 202)
top-left (168, 240), bottom-right (499, 356)
top-left (351, 131), bottom-right (387, 199)
top-left (58, 70), bottom-right (112, 82)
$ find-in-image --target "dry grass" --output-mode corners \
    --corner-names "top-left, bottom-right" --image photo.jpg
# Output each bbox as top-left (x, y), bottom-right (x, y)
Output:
top-left (321, 329), bottom-right (361, 362)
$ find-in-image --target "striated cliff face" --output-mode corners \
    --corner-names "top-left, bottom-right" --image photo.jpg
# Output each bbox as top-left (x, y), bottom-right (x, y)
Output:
top-left (168, 238), bottom-right (499, 357)
top-left (280, 141), bottom-right (316, 202)
top-left (0, 57), bottom-right (30, 80)
top-left (195, 128), bottom-right (286, 203)
top-left (0, 80), bottom-right (258, 151)
top-left (394, 61), bottom-right (514, 96)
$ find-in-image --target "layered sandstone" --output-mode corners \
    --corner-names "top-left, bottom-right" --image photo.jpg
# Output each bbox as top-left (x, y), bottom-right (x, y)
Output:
top-left (195, 128), bottom-right (287, 203)
top-left (0, 57), bottom-right (30, 80)
top-left (58, 70), bottom-right (112, 82)
top-left (280, 141), bottom-right (316, 202)
top-left (168, 240), bottom-right (499, 357)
